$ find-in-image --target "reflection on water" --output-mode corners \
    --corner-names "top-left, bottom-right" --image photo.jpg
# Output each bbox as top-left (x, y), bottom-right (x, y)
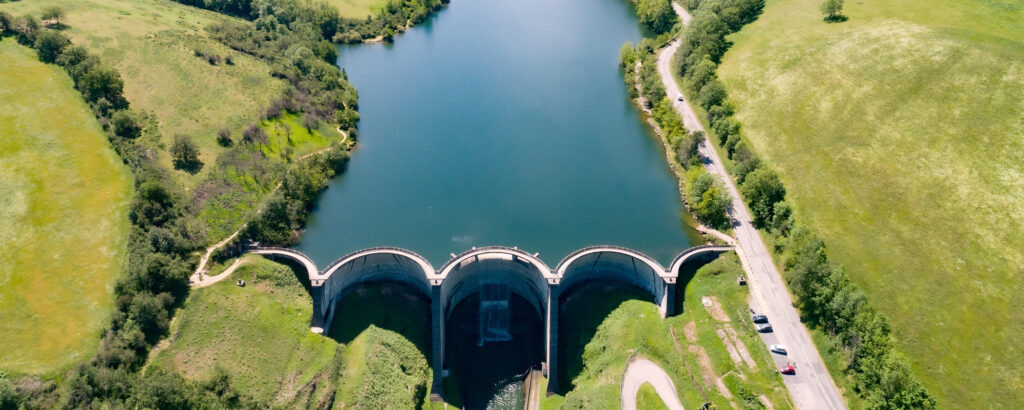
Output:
top-left (486, 374), bottom-right (527, 410)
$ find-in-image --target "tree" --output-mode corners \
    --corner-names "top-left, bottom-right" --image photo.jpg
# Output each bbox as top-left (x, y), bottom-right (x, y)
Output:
top-left (170, 134), bottom-right (202, 173)
top-left (111, 109), bottom-right (142, 139)
top-left (698, 79), bottom-right (728, 110)
top-left (242, 123), bottom-right (268, 146)
top-left (216, 127), bottom-right (233, 147)
top-left (635, 0), bottom-right (676, 33)
top-left (80, 66), bottom-right (125, 106)
top-left (33, 29), bottom-right (70, 63)
top-left (820, 0), bottom-right (845, 22)
top-left (739, 167), bottom-right (786, 226)
top-left (41, 6), bottom-right (65, 26)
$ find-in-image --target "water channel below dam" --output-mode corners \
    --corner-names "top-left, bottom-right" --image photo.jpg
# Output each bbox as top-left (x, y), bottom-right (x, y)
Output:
top-left (298, 0), bottom-right (702, 406)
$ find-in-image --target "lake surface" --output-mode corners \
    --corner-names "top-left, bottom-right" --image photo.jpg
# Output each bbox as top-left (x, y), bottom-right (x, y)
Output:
top-left (298, 0), bottom-right (700, 267)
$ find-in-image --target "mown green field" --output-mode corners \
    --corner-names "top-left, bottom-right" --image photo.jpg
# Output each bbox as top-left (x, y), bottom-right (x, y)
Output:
top-left (0, 39), bottom-right (133, 376)
top-left (0, 0), bottom-right (288, 187)
top-left (717, 0), bottom-right (1024, 406)
top-left (151, 256), bottom-right (432, 407)
top-left (327, 0), bottom-right (391, 19)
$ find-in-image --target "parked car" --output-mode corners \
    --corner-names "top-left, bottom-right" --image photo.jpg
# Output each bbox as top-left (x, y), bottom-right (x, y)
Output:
top-left (769, 344), bottom-right (787, 355)
top-left (756, 323), bottom-right (773, 333)
top-left (751, 314), bottom-right (768, 323)
top-left (779, 364), bottom-right (795, 375)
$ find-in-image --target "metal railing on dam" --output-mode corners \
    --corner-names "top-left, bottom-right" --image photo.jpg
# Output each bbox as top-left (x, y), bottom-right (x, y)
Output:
top-left (245, 243), bottom-right (734, 397)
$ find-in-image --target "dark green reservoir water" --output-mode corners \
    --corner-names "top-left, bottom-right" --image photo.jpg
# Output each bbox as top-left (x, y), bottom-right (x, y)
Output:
top-left (301, 0), bottom-right (699, 406)
top-left (298, 0), bottom-right (699, 266)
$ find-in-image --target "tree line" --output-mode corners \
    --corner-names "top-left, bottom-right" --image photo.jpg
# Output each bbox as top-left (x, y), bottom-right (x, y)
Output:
top-left (172, 0), bottom-right (448, 43)
top-left (672, 0), bottom-right (935, 407)
top-left (0, 4), bottom-right (354, 407)
top-left (620, 39), bottom-right (731, 230)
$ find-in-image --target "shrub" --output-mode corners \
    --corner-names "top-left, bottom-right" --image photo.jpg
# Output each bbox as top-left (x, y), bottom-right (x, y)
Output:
top-left (739, 167), bottom-right (785, 227)
top-left (698, 78), bottom-right (727, 110)
top-left (33, 29), bottom-right (69, 63)
top-left (216, 127), bottom-right (233, 146)
top-left (170, 134), bottom-right (202, 173)
top-left (111, 109), bottom-right (143, 139)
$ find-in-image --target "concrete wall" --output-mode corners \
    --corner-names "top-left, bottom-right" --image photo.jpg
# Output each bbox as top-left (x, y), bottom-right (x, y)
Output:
top-left (248, 244), bottom-right (732, 398)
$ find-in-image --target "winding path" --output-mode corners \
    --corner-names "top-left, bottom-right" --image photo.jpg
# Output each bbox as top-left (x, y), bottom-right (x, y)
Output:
top-left (189, 127), bottom-right (350, 287)
top-left (621, 358), bottom-right (685, 410)
top-left (657, 4), bottom-right (845, 409)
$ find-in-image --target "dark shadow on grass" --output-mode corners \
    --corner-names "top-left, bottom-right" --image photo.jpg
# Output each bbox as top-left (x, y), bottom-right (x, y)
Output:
top-left (271, 257), bottom-right (313, 294)
top-left (673, 253), bottom-right (731, 315)
top-left (824, 15), bottom-right (848, 23)
top-left (556, 281), bottom-right (651, 394)
top-left (324, 282), bottom-right (432, 362)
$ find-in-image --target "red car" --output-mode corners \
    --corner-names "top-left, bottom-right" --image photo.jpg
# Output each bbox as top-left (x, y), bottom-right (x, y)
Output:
top-left (779, 364), bottom-right (796, 375)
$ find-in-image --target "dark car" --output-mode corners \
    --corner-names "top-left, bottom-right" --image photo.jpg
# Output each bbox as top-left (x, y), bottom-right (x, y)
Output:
top-left (752, 314), bottom-right (768, 323)
top-left (756, 323), bottom-right (773, 333)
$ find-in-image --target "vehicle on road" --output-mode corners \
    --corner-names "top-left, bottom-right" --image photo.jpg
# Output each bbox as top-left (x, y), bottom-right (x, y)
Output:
top-left (677, 95), bottom-right (684, 101)
top-left (779, 364), bottom-right (795, 375)
top-left (752, 314), bottom-right (768, 323)
top-left (756, 323), bottom-right (773, 333)
top-left (770, 344), bottom-right (787, 355)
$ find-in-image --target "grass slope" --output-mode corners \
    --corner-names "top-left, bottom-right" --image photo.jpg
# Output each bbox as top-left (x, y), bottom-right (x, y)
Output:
top-left (327, 0), bottom-right (391, 19)
top-left (717, 0), bottom-right (1024, 406)
top-left (152, 257), bottom-right (431, 407)
top-left (150, 256), bottom-right (340, 407)
top-left (0, 39), bottom-right (133, 376)
top-left (0, 0), bottom-right (288, 187)
top-left (557, 255), bottom-right (791, 409)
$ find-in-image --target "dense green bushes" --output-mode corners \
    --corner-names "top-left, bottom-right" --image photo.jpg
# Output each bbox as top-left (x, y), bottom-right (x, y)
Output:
top-left (621, 39), bottom-right (730, 230)
top-left (244, 145), bottom-right (349, 244)
top-left (172, 0), bottom-right (448, 44)
top-left (673, 0), bottom-right (936, 407)
top-left (628, 0), bottom-right (677, 34)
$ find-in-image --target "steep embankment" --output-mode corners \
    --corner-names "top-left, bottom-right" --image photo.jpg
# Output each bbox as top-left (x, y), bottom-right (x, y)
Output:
top-left (718, 0), bottom-right (1024, 406)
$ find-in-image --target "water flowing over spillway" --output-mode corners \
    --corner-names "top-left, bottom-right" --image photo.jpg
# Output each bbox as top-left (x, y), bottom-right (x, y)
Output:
top-left (301, 0), bottom-right (703, 405)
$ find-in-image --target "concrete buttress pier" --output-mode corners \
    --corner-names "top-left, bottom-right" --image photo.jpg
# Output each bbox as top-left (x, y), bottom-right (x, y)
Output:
top-left (249, 244), bottom-right (732, 398)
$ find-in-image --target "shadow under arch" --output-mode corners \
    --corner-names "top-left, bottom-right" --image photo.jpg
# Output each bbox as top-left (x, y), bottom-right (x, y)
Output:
top-left (317, 247), bottom-right (437, 333)
top-left (554, 246), bottom-right (668, 313)
top-left (437, 247), bottom-right (552, 406)
top-left (325, 281), bottom-right (433, 363)
top-left (438, 246), bottom-right (553, 321)
top-left (555, 281), bottom-right (653, 394)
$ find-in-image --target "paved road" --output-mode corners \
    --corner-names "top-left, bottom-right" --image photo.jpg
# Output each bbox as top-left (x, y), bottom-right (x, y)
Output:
top-left (656, 4), bottom-right (846, 409)
top-left (621, 358), bottom-right (685, 410)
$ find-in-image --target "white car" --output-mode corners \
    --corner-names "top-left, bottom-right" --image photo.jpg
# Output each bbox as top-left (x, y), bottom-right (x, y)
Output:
top-left (677, 95), bottom-right (684, 102)
top-left (770, 344), bottom-right (787, 355)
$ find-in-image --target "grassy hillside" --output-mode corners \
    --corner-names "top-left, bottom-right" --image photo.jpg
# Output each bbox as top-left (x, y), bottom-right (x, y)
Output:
top-left (151, 257), bottom-right (431, 407)
top-left (556, 255), bottom-right (791, 409)
top-left (328, 0), bottom-right (391, 19)
top-left (150, 256), bottom-right (340, 406)
top-left (717, 0), bottom-right (1024, 406)
top-left (0, 39), bottom-right (133, 376)
top-left (0, 0), bottom-right (288, 187)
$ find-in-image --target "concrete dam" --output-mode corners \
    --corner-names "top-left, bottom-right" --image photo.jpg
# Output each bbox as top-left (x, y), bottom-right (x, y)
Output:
top-left (249, 244), bottom-right (733, 396)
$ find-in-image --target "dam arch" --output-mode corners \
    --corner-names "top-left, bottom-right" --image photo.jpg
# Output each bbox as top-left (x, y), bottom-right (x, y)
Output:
top-left (316, 247), bottom-right (436, 333)
top-left (246, 243), bottom-right (733, 398)
top-left (554, 246), bottom-right (669, 313)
